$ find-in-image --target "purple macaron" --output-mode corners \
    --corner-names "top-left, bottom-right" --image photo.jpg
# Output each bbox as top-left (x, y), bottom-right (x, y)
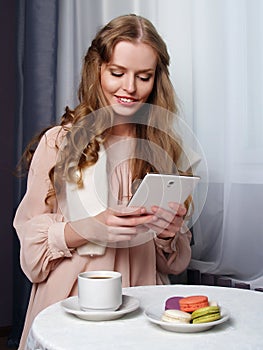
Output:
top-left (165, 296), bottom-right (184, 310)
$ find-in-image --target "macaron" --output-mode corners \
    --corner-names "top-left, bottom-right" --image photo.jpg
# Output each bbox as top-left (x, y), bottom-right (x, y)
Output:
top-left (161, 309), bottom-right (192, 324)
top-left (179, 295), bottom-right (209, 312)
top-left (191, 306), bottom-right (221, 324)
top-left (209, 300), bottom-right (218, 307)
top-left (165, 296), bottom-right (183, 310)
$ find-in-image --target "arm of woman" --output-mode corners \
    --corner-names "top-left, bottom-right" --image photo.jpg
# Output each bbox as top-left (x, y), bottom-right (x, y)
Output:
top-left (13, 126), bottom-right (73, 283)
top-left (14, 126), bottom-right (156, 283)
top-left (155, 229), bottom-right (192, 275)
top-left (147, 203), bottom-right (192, 275)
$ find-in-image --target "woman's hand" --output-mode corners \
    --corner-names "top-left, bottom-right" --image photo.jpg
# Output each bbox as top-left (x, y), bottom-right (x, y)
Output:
top-left (146, 202), bottom-right (187, 239)
top-left (65, 206), bottom-right (156, 248)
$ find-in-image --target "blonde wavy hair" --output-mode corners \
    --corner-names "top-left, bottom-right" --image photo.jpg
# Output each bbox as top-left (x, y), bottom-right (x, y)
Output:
top-left (21, 14), bottom-right (193, 209)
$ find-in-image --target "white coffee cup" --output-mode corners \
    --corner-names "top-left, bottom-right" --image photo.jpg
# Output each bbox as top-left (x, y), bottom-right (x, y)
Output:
top-left (78, 270), bottom-right (122, 311)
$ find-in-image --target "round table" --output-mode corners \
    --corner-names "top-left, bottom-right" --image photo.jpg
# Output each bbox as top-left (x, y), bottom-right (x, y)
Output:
top-left (26, 284), bottom-right (263, 350)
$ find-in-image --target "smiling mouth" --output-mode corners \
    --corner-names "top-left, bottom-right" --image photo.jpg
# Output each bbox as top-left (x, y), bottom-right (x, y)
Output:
top-left (116, 96), bottom-right (138, 103)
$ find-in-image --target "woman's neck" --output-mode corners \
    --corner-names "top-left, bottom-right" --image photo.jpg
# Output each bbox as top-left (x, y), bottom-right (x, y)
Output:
top-left (110, 122), bottom-right (135, 137)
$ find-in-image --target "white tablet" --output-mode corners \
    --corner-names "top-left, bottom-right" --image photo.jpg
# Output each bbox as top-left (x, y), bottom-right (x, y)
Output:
top-left (127, 173), bottom-right (200, 212)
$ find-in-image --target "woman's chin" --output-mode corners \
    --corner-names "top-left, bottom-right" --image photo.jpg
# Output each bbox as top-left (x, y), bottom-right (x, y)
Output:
top-left (111, 102), bottom-right (144, 117)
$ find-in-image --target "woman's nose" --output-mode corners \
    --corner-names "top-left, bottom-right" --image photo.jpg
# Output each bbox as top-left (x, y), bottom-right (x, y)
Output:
top-left (123, 74), bottom-right (136, 94)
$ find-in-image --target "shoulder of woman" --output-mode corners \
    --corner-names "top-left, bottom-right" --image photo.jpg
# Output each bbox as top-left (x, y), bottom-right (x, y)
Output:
top-left (43, 125), bottom-right (70, 149)
top-left (178, 143), bottom-right (202, 173)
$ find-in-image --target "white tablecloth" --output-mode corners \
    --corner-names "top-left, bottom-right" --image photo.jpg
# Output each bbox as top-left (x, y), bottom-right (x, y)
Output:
top-left (26, 284), bottom-right (263, 350)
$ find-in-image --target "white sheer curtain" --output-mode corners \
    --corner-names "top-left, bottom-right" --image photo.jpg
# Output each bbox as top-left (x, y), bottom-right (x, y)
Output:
top-left (181, 0), bottom-right (263, 288)
top-left (56, 0), bottom-right (263, 288)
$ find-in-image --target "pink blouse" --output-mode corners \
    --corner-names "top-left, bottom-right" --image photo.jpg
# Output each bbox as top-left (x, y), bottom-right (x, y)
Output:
top-left (14, 126), bottom-right (192, 349)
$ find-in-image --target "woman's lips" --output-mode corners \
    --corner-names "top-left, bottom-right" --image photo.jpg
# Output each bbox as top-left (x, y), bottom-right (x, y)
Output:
top-left (115, 95), bottom-right (138, 105)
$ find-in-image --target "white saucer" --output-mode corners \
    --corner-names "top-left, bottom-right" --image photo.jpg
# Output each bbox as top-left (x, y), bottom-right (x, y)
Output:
top-left (144, 305), bottom-right (230, 333)
top-left (61, 295), bottom-right (140, 321)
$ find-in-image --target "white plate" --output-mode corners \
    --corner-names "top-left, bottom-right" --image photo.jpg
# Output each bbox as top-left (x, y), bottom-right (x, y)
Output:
top-left (61, 295), bottom-right (140, 321)
top-left (144, 305), bottom-right (230, 333)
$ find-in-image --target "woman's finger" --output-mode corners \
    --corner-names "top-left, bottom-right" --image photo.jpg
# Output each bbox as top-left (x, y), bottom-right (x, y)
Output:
top-left (105, 212), bottom-right (156, 227)
top-left (168, 202), bottom-right (187, 216)
top-left (110, 206), bottom-right (147, 217)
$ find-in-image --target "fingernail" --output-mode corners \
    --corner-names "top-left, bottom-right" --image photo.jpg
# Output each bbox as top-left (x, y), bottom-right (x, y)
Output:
top-left (180, 206), bottom-right (187, 215)
top-left (168, 202), bottom-right (179, 211)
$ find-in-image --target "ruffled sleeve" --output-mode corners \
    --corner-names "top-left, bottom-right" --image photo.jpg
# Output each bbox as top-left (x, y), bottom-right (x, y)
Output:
top-left (155, 229), bottom-right (192, 275)
top-left (13, 126), bottom-right (73, 283)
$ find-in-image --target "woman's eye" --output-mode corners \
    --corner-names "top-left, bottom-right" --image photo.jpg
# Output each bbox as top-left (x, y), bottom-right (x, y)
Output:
top-left (111, 71), bottom-right (123, 77)
top-left (110, 71), bottom-right (152, 81)
top-left (138, 75), bottom-right (151, 82)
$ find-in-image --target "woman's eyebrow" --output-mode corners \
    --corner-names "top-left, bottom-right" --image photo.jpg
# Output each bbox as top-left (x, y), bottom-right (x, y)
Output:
top-left (108, 64), bottom-right (155, 73)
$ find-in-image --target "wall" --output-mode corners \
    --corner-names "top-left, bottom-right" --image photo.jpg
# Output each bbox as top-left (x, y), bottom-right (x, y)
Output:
top-left (0, 0), bottom-right (16, 327)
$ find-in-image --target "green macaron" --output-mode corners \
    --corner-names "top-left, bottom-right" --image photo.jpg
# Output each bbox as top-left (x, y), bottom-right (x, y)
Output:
top-left (191, 306), bottom-right (221, 324)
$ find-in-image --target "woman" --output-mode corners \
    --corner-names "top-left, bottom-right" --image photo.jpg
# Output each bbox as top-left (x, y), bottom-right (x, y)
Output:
top-left (14, 14), bottom-right (195, 349)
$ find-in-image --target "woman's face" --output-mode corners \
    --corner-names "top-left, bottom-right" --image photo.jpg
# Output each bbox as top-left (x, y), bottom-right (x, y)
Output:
top-left (100, 41), bottom-right (157, 117)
